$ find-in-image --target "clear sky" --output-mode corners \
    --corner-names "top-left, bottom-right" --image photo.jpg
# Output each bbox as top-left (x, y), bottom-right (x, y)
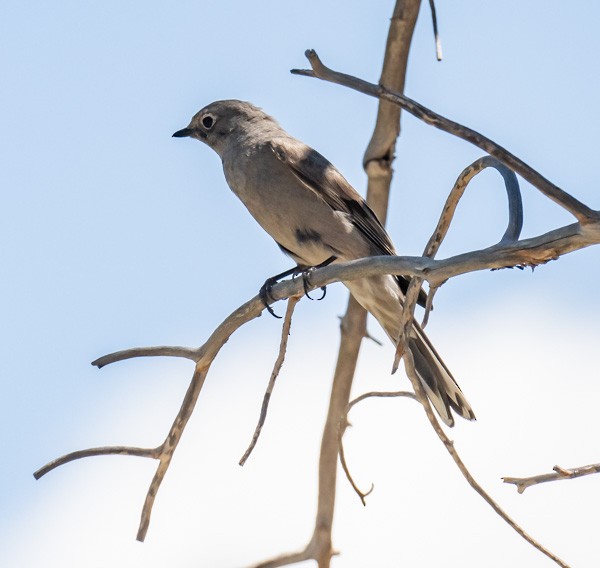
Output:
top-left (1, 1), bottom-right (600, 567)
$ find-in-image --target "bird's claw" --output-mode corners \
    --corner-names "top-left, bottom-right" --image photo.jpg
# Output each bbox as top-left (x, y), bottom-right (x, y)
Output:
top-left (260, 259), bottom-right (331, 316)
top-left (302, 268), bottom-right (327, 301)
top-left (259, 278), bottom-right (282, 319)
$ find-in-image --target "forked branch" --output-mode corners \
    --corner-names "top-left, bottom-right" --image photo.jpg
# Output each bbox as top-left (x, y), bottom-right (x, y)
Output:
top-left (503, 462), bottom-right (600, 494)
top-left (400, 347), bottom-right (569, 567)
top-left (291, 50), bottom-right (599, 224)
top-left (240, 296), bottom-right (301, 466)
top-left (339, 391), bottom-right (416, 505)
top-left (35, 45), bottom-right (600, 564)
top-left (35, 293), bottom-right (297, 542)
top-left (35, 198), bottom-right (600, 544)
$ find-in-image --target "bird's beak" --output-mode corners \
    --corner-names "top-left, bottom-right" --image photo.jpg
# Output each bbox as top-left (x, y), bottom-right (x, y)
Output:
top-left (172, 127), bottom-right (193, 138)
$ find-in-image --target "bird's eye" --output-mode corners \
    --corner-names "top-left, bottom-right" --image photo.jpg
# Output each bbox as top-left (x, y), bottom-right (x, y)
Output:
top-left (202, 115), bottom-right (214, 129)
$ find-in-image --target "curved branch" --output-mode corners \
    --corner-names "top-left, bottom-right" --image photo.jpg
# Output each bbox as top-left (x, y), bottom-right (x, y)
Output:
top-left (338, 418), bottom-right (374, 506)
top-left (503, 462), bottom-right (600, 494)
top-left (400, 348), bottom-right (569, 567)
top-left (37, 212), bottom-right (599, 539)
top-left (291, 50), bottom-right (599, 224)
top-left (294, 219), bottom-right (600, 292)
top-left (240, 296), bottom-right (300, 466)
top-left (33, 446), bottom-right (161, 479)
top-left (92, 346), bottom-right (200, 368)
top-left (394, 155), bottom-right (522, 366)
top-left (36, 294), bottom-right (269, 541)
top-left (425, 156), bottom-right (523, 257)
top-left (348, 390), bottom-right (417, 410)
top-left (339, 390), bottom-right (417, 505)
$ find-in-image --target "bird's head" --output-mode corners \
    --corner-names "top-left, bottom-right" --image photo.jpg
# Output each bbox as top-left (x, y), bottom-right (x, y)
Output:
top-left (172, 99), bottom-right (276, 156)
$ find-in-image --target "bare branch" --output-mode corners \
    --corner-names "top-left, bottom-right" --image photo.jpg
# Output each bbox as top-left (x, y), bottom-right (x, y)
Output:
top-left (421, 284), bottom-right (439, 328)
top-left (394, 155), bottom-right (522, 369)
top-left (136, 365), bottom-right (208, 540)
top-left (33, 446), bottom-right (161, 479)
top-left (348, 390), bottom-right (417, 410)
top-left (291, 50), bottom-right (599, 224)
top-left (92, 346), bottom-right (200, 368)
top-left (503, 462), bottom-right (600, 494)
top-left (37, 293), bottom-right (270, 541)
top-left (400, 348), bottom-right (570, 567)
top-left (37, 7), bottom-right (599, 561)
top-left (425, 156), bottom-right (523, 256)
top-left (363, 0), bottom-right (420, 179)
top-left (339, 390), bottom-right (417, 505)
top-left (295, 219), bottom-right (600, 291)
top-left (38, 205), bottom-right (600, 539)
top-left (261, 4), bottom-right (425, 567)
top-left (428, 0), bottom-right (443, 61)
top-left (338, 416), bottom-right (374, 506)
top-left (240, 296), bottom-right (301, 466)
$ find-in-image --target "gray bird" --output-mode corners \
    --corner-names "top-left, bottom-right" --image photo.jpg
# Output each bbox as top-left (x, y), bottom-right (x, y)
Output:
top-left (173, 100), bottom-right (475, 426)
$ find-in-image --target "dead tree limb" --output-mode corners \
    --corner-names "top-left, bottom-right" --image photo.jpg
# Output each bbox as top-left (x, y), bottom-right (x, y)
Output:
top-left (291, 50), bottom-right (599, 224)
top-left (34, 3), bottom-right (600, 565)
top-left (339, 390), bottom-right (416, 505)
top-left (251, 2), bottom-right (424, 566)
top-left (250, 3), bottom-right (425, 566)
top-left (400, 348), bottom-right (570, 568)
top-left (34, 204), bottom-right (600, 542)
top-left (503, 462), bottom-right (600, 494)
top-left (240, 295), bottom-right (301, 466)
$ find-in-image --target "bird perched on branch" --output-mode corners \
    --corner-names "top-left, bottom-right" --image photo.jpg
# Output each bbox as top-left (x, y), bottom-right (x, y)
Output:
top-left (173, 99), bottom-right (475, 427)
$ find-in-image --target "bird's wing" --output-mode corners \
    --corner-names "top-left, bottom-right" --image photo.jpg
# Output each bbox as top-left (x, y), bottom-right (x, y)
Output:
top-left (270, 137), bottom-right (427, 306)
top-left (269, 137), bottom-right (396, 256)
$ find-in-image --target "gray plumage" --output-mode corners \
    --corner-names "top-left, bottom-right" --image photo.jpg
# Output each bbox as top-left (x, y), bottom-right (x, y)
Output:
top-left (173, 100), bottom-right (475, 426)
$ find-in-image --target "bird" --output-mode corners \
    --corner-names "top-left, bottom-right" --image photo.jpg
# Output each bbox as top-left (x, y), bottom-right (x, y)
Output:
top-left (173, 99), bottom-right (475, 427)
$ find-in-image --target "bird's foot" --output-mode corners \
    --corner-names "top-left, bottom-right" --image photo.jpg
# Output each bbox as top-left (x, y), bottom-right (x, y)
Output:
top-left (259, 266), bottom-right (302, 318)
top-left (301, 267), bottom-right (327, 301)
top-left (259, 276), bottom-right (284, 319)
top-left (259, 256), bottom-right (335, 317)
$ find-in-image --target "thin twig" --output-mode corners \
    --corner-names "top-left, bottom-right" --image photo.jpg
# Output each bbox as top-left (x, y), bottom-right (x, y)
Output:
top-left (421, 284), bottom-right (439, 328)
top-left (291, 50), bottom-right (599, 224)
top-left (288, 219), bottom-right (600, 292)
top-left (240, 296), bottom-right (301, 466)
top-left (394, 156), bottom-right (523, 371)
top-left (339, 390), bottom-right (417, 505)
top-left (36, 294), bottom-right (271, 541)
top-left (137, 365), bottom-right (208, 540)
top-left (338, 427), bottom-right (374, 506)
top-left (348, 390), bottom-right (417, 410)
top-left (92, 346), bottom-right (200, 368)
top-left (428, 0), bottom-right (443, 61)
top-left (393, 277), bottom-right (423, 373)
top-left (33, 446), bottom-right (162, 479)
top-left (503, 462), bottom-right (600, 494)
top-left (37, 217), bottom-right (600, 540)
top-left (401, 347), bottom-right (570, 568)
top-left (424, 156), bottom-right (523, 257)
top-left (258, 5), bottom-right (426, 566)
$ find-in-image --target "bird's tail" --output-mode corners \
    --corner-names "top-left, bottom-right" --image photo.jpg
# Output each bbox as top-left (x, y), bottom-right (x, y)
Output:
top-left (344, 275), bottom-right (475, 427)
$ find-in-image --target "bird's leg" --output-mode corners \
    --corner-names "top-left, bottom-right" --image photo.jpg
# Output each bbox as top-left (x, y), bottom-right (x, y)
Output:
top-left (259, 256), bottom-right (336, 317)
top-left (303, 256), bottom-right (336, 300)
top-left (259, 265), bottom-right (306, 318)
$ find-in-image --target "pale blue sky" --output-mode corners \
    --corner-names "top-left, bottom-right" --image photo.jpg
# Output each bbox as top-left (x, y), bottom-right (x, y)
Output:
top-left (1, 1), bottom-right (600, 567)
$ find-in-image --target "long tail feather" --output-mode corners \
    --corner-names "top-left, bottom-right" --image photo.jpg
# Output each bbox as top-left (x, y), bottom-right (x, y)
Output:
top-left (344, 275), bottom-right (475, 427)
